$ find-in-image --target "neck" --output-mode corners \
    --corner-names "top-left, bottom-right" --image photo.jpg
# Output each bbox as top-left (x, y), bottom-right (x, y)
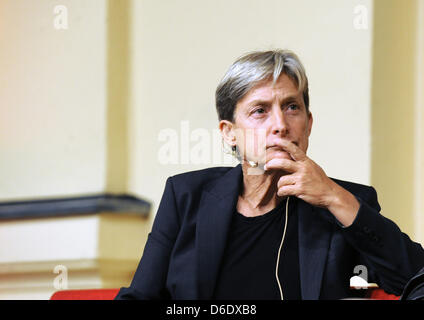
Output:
top-left (239, 161), bottom-right (286, 213)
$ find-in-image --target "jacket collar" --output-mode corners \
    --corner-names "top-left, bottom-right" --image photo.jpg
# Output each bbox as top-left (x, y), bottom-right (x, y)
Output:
top-left (196, 164), bottom-right (332, 300)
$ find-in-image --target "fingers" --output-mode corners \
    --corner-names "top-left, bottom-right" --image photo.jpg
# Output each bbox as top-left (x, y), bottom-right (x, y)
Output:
top-left (277, 140), bottom-right (307, 162)
top-left (277, 175), bottom-right (298, 197)
top-left (277, 184), bottom-right (297, 197)
top-left (264, 158), bottom-right (298, 173)
top-left (277, 175), bottom-right (297, 189)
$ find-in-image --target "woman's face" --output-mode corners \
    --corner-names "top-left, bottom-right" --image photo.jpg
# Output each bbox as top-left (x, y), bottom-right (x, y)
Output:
top-left (221, 73), bottom-right (312, 165)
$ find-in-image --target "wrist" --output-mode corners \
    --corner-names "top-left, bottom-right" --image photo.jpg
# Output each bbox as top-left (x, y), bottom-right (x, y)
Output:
top-left (327, 182), bottom-right (360, 227)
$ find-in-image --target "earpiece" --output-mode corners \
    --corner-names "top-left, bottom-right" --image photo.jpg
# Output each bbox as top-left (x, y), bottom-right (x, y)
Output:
top-left (275, 196), bottom-right (290, 300)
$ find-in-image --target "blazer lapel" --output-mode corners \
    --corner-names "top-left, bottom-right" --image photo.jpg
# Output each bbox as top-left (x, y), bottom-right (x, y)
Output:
top-left (297, 199), bottom-right (333, 300)
top-left (196, 164), bottom-right (243, 299)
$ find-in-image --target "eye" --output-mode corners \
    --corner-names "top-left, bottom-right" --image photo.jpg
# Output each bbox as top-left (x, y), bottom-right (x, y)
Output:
top-left (287, 104), bottom-right (299, 111)
top-left (252, 107), bottom-right (266, 115)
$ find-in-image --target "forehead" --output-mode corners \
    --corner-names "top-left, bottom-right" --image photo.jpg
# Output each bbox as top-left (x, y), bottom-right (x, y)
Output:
top-left (239, 74), bottom-right (300, 105)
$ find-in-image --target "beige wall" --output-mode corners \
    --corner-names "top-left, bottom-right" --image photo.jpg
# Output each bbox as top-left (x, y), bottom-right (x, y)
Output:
top-left (416, 0), bottom-right (424, 245)
top-left (371, 0), bottom-right (424, 243)
top-left (0, 0), bottom-right (107, 200)
top-left (0, 0), bottom-right (141, 299)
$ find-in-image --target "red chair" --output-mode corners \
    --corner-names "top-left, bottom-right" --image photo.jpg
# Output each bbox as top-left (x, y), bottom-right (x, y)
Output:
top-left (365, 288), bottom-right (400, 300)
top-left (50, 288), bottom-right (119, 300)
top-left (50, 288), bottom-right (399, 300)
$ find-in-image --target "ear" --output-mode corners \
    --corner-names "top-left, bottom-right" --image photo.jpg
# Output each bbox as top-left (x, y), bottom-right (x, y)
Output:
top-left (307, 112), bottom-right (313, 137)
top-left (219, 120), bottom-right (237, 147)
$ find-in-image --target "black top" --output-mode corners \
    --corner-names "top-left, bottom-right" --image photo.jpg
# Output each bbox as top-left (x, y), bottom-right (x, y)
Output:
top-left (213, 197), bottom-right (301, 300)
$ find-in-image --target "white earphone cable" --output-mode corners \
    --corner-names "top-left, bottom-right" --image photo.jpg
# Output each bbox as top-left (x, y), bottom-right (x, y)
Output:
top-left (275, 196), bottom-right (290, 300)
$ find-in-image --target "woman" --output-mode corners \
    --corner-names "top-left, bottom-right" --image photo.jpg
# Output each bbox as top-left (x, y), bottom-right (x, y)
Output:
top-left (116, 50), bottom-right (424, 300)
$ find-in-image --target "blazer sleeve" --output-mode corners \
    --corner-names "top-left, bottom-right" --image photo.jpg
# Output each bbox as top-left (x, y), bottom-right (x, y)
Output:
top-left (115, 177), bottom-right (181, 300)
top-left (341, 186), bottom-right (424, 296)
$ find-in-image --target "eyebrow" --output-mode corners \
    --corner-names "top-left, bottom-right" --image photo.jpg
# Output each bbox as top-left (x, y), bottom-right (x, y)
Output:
top-left (247, 95), bottom-right (300, 106)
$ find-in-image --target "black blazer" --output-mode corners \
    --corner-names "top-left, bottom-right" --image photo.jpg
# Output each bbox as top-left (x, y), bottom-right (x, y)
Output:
top-left (116, 164), bottom-right (424, 300)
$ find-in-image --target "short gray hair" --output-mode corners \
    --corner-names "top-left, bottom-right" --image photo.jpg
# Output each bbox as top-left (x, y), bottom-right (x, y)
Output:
top-left (215, 49), bottom-right (309, 122)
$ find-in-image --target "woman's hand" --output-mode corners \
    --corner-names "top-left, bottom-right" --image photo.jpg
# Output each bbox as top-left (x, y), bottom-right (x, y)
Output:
top-left (264, 140), bottom-right (360, 227)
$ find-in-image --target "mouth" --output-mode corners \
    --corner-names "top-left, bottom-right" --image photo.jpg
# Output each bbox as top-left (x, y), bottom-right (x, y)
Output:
top-left (266, 142), bottom-right (298, 161)
top-left (267, 141), bottom-right (299, 150)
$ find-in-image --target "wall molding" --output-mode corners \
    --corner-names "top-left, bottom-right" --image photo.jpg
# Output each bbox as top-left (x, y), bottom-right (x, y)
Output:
top-left (0, 193), bottom-right (150, 220)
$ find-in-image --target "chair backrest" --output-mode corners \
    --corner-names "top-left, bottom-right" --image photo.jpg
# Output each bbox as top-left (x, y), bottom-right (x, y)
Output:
top-left (50, 288), bottom-right (119, 300)
top-left (50, 287), bottom-right (400, 300)
top-left (365, 288), bottom-right (399, 300)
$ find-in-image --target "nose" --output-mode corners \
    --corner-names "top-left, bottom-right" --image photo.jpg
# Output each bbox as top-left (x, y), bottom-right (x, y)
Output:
top-left (270, 107), bottom-right (288, 136)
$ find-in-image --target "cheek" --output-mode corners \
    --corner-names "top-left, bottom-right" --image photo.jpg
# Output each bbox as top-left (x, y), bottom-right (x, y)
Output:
top-left (290, 119), bottom-right (310, 150)
top-left (301, 125), bottom-right (311, 152)
top-left (234, 118), bottom-right (267, 144)
top-left (234, 128), bottom-right (268, 161)
top-left (248, 129), bottom-right (267, 157)
top-left (233, 115), bottom-right (274, 160)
